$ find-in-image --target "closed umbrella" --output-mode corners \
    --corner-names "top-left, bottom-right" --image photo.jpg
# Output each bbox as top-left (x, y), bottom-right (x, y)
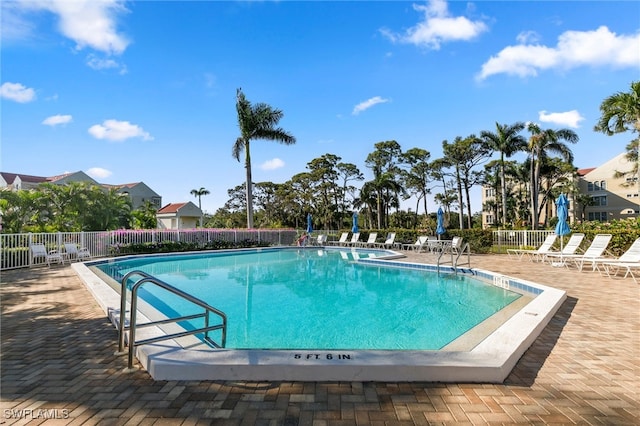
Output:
top-left (306, 213), bottom-right (313, 234)
top-left (352, 212), bottom-right (359, 233)
top-left (554, 193), bottom-right (571, 264)
top-left (436, 207), bottom-right (446, 239)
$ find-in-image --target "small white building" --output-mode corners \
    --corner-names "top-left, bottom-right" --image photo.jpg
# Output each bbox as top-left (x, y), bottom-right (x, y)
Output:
top-left (156, 202), bottom-right (203, 229)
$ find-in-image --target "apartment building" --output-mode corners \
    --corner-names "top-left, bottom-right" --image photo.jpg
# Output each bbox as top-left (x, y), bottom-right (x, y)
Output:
top-left (481, 152), bottom-right (639, 228)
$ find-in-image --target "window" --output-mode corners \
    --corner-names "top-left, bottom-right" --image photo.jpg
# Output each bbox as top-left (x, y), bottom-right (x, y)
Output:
top-left (588, 212), bottom-right (608, 222)
top-left (594, 181), bottom-right (600, 191)
top-left (591, 196), bottom-right (607, 206)
top-left (587, 182), bottom-right (594, 192)
top-left (485, 188), bottom-right (495, 197)
top-left (485, 215), bottom-right (494, 225)
top-left (600, 180), bottom-right (606, 190)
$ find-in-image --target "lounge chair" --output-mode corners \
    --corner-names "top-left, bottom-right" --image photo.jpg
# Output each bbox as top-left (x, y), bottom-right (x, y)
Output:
top-left (546, 234), bottom-right (613, 271)
top-left (542, 233), bottom-right (585, 264)
top-left (402, 236), bottom-right (429, 252)
top-left (30, 243), bottom-right (64, 267)
top-left (507, 234), bottom-right (557, 261)
top-left (310, 234), bottom-right (327, 246)
top-left (358, 232), bottom-right (377, 247)
top-left (344, 232), bottom-right (361, 246)
top-left (63, 243), bottom-right (92, 262)
top-left (587, 237), bottom-right (640, 279)
top-left (375, 232), bottom-right (396, 249)
top-left (328, 232), bottom-right (349, 246)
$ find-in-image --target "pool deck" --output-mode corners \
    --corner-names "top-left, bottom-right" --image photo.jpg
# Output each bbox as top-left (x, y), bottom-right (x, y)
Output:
top-left (1, 252), bottom-right (639, 425)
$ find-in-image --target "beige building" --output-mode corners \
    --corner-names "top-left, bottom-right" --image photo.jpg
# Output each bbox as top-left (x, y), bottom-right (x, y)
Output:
top-left (481, 152), bottom-right (639, 228)
top-left (156, 202), bottom-right (203, 229)
top-left (0, 171), bottom-right (162, 211)
top-left (576, 152), bottom-right (639, 222)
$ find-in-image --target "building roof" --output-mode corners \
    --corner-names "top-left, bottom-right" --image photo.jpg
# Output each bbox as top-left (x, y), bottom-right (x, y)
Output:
top-left (157, 203), bottom-right (188, 214)
top-left (0, 172), bottom-right (50, 184)
top-left (577, 167), bottom-right (596, 176)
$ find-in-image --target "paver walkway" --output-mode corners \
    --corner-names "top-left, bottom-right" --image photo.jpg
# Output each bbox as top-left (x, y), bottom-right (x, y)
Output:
top-left (1, 253), bottom-right (639, 425)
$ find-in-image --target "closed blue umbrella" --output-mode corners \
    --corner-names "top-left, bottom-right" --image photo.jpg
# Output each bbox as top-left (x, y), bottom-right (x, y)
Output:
top-left (436, 207), bottom-right (446, 238)
top-left (306, 213), bottom-right (313, 234)
top-left (555, 194), bottom-right (571, 259)
top-left (352, 212), bottom-right (359, 233)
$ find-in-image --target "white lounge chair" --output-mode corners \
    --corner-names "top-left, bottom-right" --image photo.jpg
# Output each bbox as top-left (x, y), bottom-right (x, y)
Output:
top-left (329, 232), bottom-right (349, 246)
top-left (310, 234), bottom-right (327, 246)
top-left (344, 232), bottom-right (361, 246)
top-left (588, 237), bottom-right (640, 279)
top-left (358, 232), bottom-right (377, 247)
top-left (375, 232), bottom-right (396, 249)
top-left (547, 234), bottom-right (613, 271)
top-left (507, 234), bottom-right (557, 261)
top-left (30, 243), bottom-right (64, 267)
top-left (63, 243), bottom-right (92, 262)
top-left (402, 236), bottom-right (429, 251)
top-left (542, 233), bottom-right (585, 264)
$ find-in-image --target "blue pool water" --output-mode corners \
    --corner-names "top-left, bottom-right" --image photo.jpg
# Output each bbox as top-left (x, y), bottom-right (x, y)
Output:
top-left (96, 248), bottom-right (522, 350)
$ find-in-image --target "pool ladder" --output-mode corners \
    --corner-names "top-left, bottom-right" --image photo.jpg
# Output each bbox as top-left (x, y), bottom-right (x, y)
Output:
top-left (117, 270), bottom-right (227, 370)
top-left (436, 239), bottom-right (471, 274)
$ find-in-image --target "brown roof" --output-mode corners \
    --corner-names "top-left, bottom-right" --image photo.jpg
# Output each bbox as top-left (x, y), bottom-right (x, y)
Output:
top-left (157, 203), bottom-right (187, 214)
top-left (0, 172), bottom-right (49, 184)
top-left (577, 167), bottom-right (596, 176)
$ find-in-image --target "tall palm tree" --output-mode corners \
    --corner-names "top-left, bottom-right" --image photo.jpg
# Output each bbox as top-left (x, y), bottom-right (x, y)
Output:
top-left (190, 187), bottom-right (210, 227)
top-left (526, 123), bottom-right (578, 229)
top-left (480, 122), bottom-right (526, 226)
top-left (233, 88), bottom-right (296, 228)
top-left (594, 80), bottom-right (640, 176)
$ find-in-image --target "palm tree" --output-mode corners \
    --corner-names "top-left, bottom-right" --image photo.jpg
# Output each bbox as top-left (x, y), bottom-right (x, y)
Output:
top-left (233, 88), bottom-right (296, 228)
top-left (594, 80), bottom-right (640, 176)
top-left (190, 187), bottom-right (210, 227)
top-left (526, 123), bottom-right (578, 229)
top-left (480, 122), bottom-right (526, 226)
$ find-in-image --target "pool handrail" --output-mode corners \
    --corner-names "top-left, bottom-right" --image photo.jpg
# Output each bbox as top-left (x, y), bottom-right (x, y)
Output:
top-left (118, 270), bottom-right (227, 370)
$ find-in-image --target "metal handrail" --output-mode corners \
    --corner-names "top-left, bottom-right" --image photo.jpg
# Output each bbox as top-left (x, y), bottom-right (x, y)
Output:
top-left (436, 239), bottom-right (471, 274)
top-left (118, 270), bottom-right (227, 370)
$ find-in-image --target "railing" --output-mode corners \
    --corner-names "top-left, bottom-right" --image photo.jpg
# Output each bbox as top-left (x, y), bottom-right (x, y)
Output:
top-left (0, 228), bottom-right (297, 270)
top-left (118, 270), bottom-right (227, 370)
top-left (492, 230), bottom-right (555, 253)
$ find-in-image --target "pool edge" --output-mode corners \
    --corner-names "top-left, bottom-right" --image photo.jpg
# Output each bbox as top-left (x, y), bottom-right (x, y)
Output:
top-left (71, 253), bottom-right (566, 383)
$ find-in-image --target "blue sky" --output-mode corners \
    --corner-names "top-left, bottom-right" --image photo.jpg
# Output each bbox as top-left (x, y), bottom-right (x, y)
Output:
top-left (2, 0), bottom-right (639, 216)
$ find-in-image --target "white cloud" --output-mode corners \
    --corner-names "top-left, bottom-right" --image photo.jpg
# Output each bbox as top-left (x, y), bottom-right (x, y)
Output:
top-left (352, 96), bottom-right (389, 115)
top-left (86, 54), bottom-right (127, 74)
top-left (539, 110), bottom-right (584, 129)
top-left (0, 82), bottom-right (36, 103)
top-left (260, 158), bottom-right (285, 171)
top-left (478, 26), bottom-right (640, 80)
top-left (88, 119), bottom-right (153, 142)
top-left (42, 114), bottom-right (72, 126)
top-left (381, 0), bottom-right (488, 50)
top-left (516, 30), bottom-right (540, 44)
top-left (86, 167), bottom-right (112, 179)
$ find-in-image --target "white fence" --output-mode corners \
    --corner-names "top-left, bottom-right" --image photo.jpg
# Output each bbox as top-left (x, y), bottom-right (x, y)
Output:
top-left (492, 230), bottom-right (555, 252)
top-left (0, 229), bottom-right (297, 270)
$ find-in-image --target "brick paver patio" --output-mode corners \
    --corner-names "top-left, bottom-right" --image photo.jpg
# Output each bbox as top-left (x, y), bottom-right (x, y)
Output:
top-left (1, 253), bottom-right (638, 425)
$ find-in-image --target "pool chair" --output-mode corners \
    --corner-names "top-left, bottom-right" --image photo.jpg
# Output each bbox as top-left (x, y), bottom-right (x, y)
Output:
top-left (310, 234), bottom-right (327, 246)
top-left (63, 243), bottom-right (92, 262)
top-left (584, 237), bottom-right (640, 277)
top-left (358, 232), bottom-right (378, 247)
top-left (542, 233), bottom-right (585, 264)
top-left (402, 236), bottom-right (429, 252)
top-left (547, 234), bottom-right (613, 271)
top-left (375, 232), bottom-right (396, 249)
top-left (507, 234), bottom-right (557, 262)
top-left (328, 232), bottom-right (349, 246)
top-left (30, 243), bottom-right (64, 267)
top-left (344, 232), bottom-right (361, 246)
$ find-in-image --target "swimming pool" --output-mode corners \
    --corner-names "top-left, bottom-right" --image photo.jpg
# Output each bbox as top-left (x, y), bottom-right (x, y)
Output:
top-left (94, 248), bottom-right (522, 351)
top-left (74, 246), bottom-right (567, 382)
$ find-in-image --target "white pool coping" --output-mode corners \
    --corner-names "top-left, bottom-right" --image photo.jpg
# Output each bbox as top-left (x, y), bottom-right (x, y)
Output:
top-left (72, 249), bottom-right (566, 383)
